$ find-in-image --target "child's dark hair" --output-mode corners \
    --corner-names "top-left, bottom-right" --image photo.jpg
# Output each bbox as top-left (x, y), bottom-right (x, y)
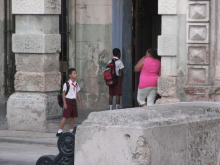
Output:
top-left (68, 68), bottom-right (76, 76)
top-left (147, 48), bottom-right (159, 59)
top-left (113, 48), bottom-right (121, 57)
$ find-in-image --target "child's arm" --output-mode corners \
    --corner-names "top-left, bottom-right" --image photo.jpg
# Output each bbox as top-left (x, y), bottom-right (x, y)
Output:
top-left (77, 92), bottom-right (82, 109)
top-left (119, 69), bottom-right (123, 78)
top-left (62, 90), bottom-right (67, 109)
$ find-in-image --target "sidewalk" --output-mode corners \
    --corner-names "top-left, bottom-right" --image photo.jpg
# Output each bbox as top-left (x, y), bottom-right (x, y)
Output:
top-left (0, 130), bottom-right (59, 165)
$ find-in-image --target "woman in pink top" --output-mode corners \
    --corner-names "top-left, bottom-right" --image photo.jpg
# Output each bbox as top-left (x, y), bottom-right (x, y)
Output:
top-left (134, 48), bottom-right (161, 106)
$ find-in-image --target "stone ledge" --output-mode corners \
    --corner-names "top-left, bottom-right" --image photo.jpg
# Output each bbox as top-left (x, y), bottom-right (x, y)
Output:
top-left (75, 102), bottom-right (220, 165)
top-left (12, 0), bottom-right (61, 14)
top-left (81, 102), bottom-right (220, 127)
top-left (12, 34), bottom-right (61, 53)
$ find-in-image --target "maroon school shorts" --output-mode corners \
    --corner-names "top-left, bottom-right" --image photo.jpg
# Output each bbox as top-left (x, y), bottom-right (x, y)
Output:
top-left (63, 99), bottom-right (78, 118)
top-left (109, 76), bottom-right (122, 96)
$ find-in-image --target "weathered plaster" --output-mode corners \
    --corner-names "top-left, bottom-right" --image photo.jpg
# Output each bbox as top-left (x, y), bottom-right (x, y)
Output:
top-left (76, 1), bottom-right (111, 25)
top-left (73, 0), bottom-right (112, 110)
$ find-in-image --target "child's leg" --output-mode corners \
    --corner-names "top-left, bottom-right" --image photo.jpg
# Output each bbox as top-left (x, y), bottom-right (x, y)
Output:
top-left (116, 95), bottom-right (121, 109)
top-left (109, 95), bottom-right (113, 105)
top-left (116, 95), bottom-right (120, 104)
top-left (59, 117), bottom-right (68, 130)
top-left (109, 84), bottom-right (115, 110)
top-left (69, 117), bottom-right (74, 130)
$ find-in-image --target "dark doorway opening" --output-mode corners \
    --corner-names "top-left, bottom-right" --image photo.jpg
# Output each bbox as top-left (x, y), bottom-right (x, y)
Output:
top-left (59, 0), bottom-right (69, 88)
top-left (132, 0), bottom-right (161, 106)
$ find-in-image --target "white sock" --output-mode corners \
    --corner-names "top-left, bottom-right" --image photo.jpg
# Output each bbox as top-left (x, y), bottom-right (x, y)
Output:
top-left (109, 105), bottom-right (113, 110)
top-left (58, 129), bottom-right (63, 133)
top-left (70, 129), bottom-right (74, 132)
top-left (116, 104), bottom-right (120, 109)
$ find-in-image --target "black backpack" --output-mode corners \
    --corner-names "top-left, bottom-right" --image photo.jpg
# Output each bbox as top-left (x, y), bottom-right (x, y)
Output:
top-left (57, 81), bottom-right (70, 108)
top-left (103, 58), bottom-right (118, 86)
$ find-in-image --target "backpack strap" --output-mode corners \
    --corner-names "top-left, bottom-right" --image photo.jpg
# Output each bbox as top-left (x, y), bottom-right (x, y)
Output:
top-left (65, 81), bottom-right (70, 96)
top-left (65, 82), bottom-right (78, 95)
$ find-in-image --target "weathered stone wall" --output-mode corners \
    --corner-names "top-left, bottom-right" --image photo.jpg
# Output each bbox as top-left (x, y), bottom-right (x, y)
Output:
top-left (184, 0), bottom-right (220, 102)
top-left (75, 102), bottom-right (220, 165)
top-left (157, 0), bottom-right (220, 103)
top-left (68, 0), bottom-right (112, 111)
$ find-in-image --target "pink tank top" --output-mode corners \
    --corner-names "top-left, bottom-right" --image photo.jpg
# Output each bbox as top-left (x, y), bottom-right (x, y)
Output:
top-left (138, 57), bottom-right (161, 89)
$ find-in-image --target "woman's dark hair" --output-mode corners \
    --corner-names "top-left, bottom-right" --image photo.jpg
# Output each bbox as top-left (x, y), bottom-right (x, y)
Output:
top-left (113, 48), bottom-right (121, 56)
top-left (68, 68), bottom-right (76, 76)
top-left (147, 48), bottom-right (159, 59)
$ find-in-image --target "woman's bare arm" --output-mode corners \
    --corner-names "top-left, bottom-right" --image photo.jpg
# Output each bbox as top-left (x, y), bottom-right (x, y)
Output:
top-left (134, 56), bottom-right (145, 72)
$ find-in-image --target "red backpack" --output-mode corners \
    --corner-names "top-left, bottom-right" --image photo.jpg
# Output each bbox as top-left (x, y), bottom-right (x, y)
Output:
top-left (103, 58), bottom-right (118, 86)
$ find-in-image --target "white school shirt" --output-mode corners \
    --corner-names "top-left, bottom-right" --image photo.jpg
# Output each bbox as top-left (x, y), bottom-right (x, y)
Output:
top-left (108, 56), bottom-right (124, 76)
top-left (63, 80), bottom-right (80, 99)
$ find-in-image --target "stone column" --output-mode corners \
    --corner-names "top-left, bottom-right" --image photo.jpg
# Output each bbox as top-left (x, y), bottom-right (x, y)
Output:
top-left (7, 0), bottom-right (61, 132)
top-left (156, 0), bottom-right (180, 104)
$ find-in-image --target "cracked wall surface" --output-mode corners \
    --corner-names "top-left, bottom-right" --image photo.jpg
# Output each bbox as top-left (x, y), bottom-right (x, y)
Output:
top-left (69, 0), bottom-right (112, 110)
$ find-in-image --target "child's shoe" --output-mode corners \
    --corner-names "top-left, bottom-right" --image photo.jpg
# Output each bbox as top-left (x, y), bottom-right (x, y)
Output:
top-left (56, 132), bottom-right (62, 137)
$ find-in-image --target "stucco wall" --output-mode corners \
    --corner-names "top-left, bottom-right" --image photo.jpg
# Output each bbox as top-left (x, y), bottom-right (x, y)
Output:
top-left (69, 0), bottom-right (112, 111)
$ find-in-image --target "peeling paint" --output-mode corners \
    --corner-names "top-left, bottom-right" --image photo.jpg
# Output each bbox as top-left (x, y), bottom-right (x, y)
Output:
top-left (99, 60), bottom-right (107, 70)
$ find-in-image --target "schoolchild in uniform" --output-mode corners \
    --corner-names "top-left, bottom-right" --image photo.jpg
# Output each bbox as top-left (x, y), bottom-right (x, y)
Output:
top-left (109, 48), bottom-right (124, 110)
top-left (56, 68), bottom-right (82, 137)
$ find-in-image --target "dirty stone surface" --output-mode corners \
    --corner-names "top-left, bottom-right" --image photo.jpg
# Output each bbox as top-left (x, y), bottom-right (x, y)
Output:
top-left (75, 102), bottom-right (220, 165)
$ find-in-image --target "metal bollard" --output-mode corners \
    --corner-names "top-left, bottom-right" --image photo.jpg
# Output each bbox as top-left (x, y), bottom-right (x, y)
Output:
top-left (36, 132), bottom-right (75, 165)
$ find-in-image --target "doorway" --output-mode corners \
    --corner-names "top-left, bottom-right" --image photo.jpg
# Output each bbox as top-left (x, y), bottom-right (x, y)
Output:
top-left (59, 0), bottom-right (69, 88)
top-left (132, 0), bottom-right (161, 106)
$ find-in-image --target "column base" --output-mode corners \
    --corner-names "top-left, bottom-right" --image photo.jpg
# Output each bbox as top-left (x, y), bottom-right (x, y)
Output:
top-left (7, 92), bottom-right (62, 132)
top-left (156, 97), bottom-right (180, 104)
